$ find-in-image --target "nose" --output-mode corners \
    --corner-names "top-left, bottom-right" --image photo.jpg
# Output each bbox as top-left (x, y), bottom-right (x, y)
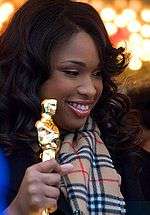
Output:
top-left (77, 77), bottom-right (97, 99)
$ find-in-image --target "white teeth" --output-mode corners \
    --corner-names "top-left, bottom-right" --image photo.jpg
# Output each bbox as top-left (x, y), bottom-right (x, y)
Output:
top-left (72, 103), bottom-right (78, 108)
top-left (77, 104), bottom-right (81, 109)
top-left (68, 102), bottom-right (89, 111)
top-left (81, 105), bottom-right (85, 110)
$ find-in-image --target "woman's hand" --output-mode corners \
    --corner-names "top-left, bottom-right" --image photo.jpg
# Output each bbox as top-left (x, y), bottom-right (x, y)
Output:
top-left (5, 159), bottom-right (73, 215)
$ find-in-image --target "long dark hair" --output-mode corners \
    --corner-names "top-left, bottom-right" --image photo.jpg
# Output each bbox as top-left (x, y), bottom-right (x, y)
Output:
top-left (128, 87), bottom-right (150, 129)
top-left (0, 0), bottom-right (142, 155)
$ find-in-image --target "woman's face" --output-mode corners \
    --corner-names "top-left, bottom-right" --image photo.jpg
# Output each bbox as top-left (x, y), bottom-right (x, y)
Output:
top-left (40, 31), bottom-right (103, 131)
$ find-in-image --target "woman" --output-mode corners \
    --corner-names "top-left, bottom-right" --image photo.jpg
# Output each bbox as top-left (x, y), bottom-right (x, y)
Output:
top-left (0, 0), bottom-right (141, 214)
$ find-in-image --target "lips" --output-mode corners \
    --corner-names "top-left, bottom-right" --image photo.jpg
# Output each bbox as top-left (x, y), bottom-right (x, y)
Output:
top-left (67, 101), bottom-right (93, 118)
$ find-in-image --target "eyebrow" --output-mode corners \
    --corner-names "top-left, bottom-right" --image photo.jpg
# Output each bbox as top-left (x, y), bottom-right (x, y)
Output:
top-left (60, 60), bottom-right (86, 67)
top-left (60, 60), bottom-right (101, 68)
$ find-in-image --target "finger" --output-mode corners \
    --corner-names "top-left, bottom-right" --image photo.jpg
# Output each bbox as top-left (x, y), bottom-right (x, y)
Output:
top-left (42, 173), bottom-right (61, 186)
top-left (35, 196), bottom-right (57, 211)
top-left (60, 163), bottom-right (74, 176)
top-left (44, 198), bottom-right (57, 211)
top-left (44, 185), bottom-right (60, 200)
top-left (33, 159), bottom-right (61, 173)
top-left (29, 186), bottom-right (59, 210)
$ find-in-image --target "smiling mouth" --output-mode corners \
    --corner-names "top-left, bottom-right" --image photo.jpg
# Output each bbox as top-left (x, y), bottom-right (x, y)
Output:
top-left (67, 101), bottom-right (91, 118)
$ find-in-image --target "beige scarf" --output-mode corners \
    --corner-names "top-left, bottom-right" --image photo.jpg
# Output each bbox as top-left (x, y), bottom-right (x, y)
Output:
top-left (58, 117), bottom-right (126, 215)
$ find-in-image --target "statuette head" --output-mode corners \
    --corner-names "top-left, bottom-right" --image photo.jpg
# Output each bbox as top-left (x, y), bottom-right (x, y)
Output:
top-left (41, 99), bottom-right (57, 116)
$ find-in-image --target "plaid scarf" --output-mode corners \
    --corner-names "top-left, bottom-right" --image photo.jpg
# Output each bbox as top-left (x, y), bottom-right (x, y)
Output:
top-left (58, 118), bottom-right (126, 215)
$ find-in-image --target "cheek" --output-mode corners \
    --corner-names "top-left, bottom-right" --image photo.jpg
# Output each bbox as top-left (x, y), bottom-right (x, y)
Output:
top-left (40, 78), bottom-right (74, 100)
top-left (53, 81), bottom-right (75, 99)
top-left (40, 80), bottom-right (53, 99)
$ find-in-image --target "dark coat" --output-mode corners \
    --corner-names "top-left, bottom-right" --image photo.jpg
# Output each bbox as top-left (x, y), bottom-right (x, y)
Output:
top-left (113, 149), bottom-right (150, 215)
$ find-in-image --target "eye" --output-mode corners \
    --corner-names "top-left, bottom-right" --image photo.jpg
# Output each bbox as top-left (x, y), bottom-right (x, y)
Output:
top-left (62, 70), bottom-right (79, 76)
top-left (92, 70), bottom-right (102, 79)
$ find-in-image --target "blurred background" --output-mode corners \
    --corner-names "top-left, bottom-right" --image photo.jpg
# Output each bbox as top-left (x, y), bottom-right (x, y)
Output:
top-left (0, 0), bottom-right (150, 93)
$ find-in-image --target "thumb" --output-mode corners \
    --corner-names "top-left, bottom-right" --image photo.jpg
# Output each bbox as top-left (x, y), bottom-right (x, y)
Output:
top-left (60, 163), bottom-right (74, 176)
top-left (34, 159), bottom-right (61, 173)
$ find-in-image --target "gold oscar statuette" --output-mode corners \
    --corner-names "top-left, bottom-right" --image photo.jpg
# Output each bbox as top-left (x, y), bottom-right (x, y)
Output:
top-left (35, 99), bottom-right (60, 215)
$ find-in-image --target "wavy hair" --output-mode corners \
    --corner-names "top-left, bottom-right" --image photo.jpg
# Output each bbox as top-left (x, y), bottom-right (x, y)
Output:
top-left (128, 87), bottom-right (150, 129)
top-left (0, 0), bottom-right (142, 154)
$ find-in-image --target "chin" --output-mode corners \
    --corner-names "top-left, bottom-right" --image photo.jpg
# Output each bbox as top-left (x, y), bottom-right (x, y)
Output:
top-left (55, 114), bottom-right (87, 131)
top-left (64, 119), bottom-right (87, 131)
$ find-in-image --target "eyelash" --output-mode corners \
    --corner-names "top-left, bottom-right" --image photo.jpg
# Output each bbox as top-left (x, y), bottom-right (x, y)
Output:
top-left (92, 71), bottom-right (102, 79)
top-left (62, 70), bottom-right (79, 76)
top-left (62, 69), bottom-right (102, 79)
